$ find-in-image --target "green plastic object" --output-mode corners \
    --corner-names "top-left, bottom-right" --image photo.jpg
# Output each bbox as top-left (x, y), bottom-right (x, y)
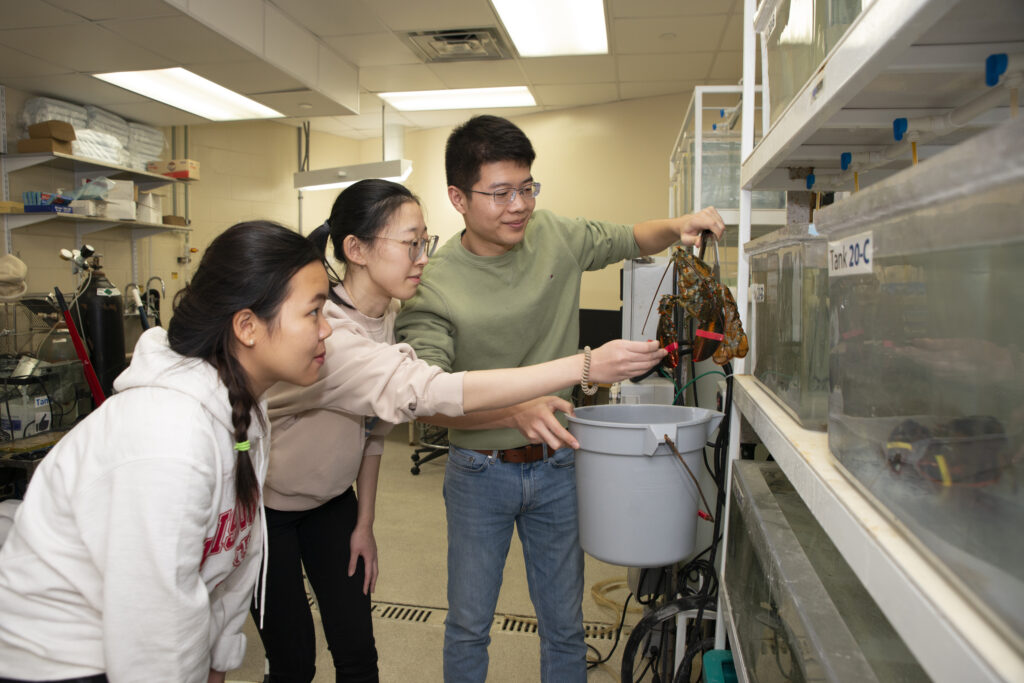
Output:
top-left (702, 649), bottom-right (737, 683)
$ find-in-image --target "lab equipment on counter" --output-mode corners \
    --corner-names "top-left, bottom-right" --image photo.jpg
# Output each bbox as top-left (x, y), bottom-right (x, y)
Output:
top-left (745, 223), bottom-right (829, 430)
top-left (817, 116), bottom-right (1024, 643)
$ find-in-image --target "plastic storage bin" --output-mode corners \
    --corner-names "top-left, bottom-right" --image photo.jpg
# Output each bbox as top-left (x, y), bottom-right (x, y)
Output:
top-left (817, 117), bottom-right (1024, 643)
top-left (746, 223), bottom-right (829, 430)
top-left (758, 0), bottom-right (862, 125)
top-left (724, 461), bottom-right (929, 682)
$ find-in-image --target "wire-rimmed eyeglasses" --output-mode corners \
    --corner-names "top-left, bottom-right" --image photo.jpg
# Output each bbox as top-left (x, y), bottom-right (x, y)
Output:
top-left (469, 182), bottom-right (541, 205)
top-left (377, 234), bottom-right (439, 261)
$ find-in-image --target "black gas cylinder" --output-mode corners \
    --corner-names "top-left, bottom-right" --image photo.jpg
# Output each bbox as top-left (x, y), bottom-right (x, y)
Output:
top-left (76, 264), bottom-right (126, 398)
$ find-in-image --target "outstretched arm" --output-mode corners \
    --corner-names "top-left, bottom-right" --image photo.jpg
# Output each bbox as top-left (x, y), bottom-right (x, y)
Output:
top-left (633, 207), bottom-right (726, 255)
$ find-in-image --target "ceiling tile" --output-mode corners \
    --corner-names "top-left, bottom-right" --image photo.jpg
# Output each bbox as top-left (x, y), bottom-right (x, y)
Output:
top-left (619, 81), bottom-right (698, 100)
top-left (250, 89), bottom-right (354, 117)
top-left (0, 44), bottom-right (70, 78)
top-left (518, 55), bottom-right (617, 85)
top-left (359, 64), bottom-right (447, 93)
top-left (188, 60), bottom-right (306, 96)
top-left (0, 23), bottom-right (170, 73)
top-left (0, 0), bottom-right (84, 29)
top-left (722, 12), bottom-right (743, 49)
top-left (0, 73), bottom-right (150, 108)
top-left (613, 16), bottom-right (728, 54)
top-left (532, 83), bottom-right (619, 108)
top-left (98, 15), bottom-right (257, 65)
top-left (368, 0), bottom-right (498, 33)
top-left (427, 60), bottom-right (524, 89)
top-left (708, 51), bottom-right (742, 83)
top-left (269, 0), bottom-right (385, 36)
top-left (618, 53), bottom-right (714, 81)
top-left (324, 32), bottom-right (421, 67)
top-left (44, 0), bottom-right (180, 21)
top-left (609, 0), bottom-right (735, 19)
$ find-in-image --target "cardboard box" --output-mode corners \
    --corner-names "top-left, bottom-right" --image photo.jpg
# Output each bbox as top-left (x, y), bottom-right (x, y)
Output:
top-left (99, 199), bottom-right (136, 221)
top-left (23, 204), bottom-right (73, 214)
top-left (17, 138), bottom-right (73, 155)
top-left (28, 120), bottom-right (76, 142)
top-left (162, 214), bottom-right (188, 227)
top-left (0, 201), bottom-right (23, 214)
top-left (146, 159), bottom-right (199, 180)
top-left (70, 200), bottom-right (101, 216)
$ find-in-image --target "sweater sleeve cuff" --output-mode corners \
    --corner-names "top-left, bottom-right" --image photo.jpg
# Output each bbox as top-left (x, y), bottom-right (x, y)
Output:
top-left (426, 370), bottom-right (465, 417)
top-left (210, 632), bottom-right (246, 673)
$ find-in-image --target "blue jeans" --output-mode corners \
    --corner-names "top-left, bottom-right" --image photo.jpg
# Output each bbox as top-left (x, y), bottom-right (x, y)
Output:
top-left (443, 445), bottom-right (586, 683)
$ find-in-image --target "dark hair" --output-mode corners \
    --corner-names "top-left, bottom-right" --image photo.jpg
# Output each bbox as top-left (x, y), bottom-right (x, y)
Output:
top-left (308, 178), bottom-right (419, 293)
top-left (445, 115), bottom-right (536, 193)
top-left (168, 220), bottom-right (322, 515)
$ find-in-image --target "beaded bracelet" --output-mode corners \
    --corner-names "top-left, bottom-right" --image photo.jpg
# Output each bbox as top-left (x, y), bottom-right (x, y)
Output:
top-left (580, 346), bottom-right (598, 396)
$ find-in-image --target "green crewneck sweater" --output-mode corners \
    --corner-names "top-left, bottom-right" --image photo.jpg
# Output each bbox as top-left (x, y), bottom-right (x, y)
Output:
top-left (395, 208), bottom-right (641, 450)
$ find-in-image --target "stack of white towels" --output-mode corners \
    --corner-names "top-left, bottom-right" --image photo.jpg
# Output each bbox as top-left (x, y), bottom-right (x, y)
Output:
top-left (20, 97), bottom-right (166, 169)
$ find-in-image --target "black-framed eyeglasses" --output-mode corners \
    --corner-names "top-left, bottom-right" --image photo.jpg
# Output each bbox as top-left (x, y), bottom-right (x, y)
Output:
top-left (377, 234), bottom-right (439, 261)
top-left (469, 182), bottom-right (541, 205)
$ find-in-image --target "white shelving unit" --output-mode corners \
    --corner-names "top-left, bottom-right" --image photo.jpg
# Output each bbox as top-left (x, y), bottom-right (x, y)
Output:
top-left (0, 85), bottom-right (192, 283)
top-left (718, 0), bottom-right (1024, 681)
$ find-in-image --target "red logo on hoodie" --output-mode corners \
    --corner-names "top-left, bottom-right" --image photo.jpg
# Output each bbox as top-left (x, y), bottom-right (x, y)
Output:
top-left (201, 506), bottom-right (256, 568)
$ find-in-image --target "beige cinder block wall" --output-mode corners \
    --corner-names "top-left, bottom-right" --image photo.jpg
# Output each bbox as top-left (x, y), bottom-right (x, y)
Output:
top-left (402, 93), bottom-right (689, 311)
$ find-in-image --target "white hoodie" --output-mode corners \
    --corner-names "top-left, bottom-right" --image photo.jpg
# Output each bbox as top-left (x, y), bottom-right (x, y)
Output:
top-left (0, 328), bottom-right (269, 682)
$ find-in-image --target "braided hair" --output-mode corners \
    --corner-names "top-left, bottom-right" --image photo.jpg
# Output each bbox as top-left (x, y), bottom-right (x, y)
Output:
top-left (167, 220), bottom-right (322, 514)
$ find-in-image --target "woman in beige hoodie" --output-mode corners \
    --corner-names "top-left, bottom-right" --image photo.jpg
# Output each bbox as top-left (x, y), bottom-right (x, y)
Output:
top-left (257, 180), bottom-right (663, 682)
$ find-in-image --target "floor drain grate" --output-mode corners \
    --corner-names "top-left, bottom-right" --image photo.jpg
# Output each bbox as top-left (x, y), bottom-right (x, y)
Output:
top-left (583, 621), bottom-right (618, 641)
top-left (372, 601), bottom-right (436, 624)
top-left (498, 615), bottom-right (618, 641)
top-left (500, 615), bottom-right (538, 634)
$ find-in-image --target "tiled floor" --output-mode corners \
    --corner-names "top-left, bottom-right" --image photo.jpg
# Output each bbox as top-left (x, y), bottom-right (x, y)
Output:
top-left (228, 428), bottom-right (642, 683)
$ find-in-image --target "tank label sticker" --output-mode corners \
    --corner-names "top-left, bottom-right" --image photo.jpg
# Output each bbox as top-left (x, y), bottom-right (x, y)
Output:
top-left (95, 287), bottom-right (122, 297)
top-left (828, 232), bottom-right (872, 277)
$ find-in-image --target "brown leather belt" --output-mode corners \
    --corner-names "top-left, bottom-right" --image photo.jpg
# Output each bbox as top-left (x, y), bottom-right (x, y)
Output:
top-left (470, 443), bottom-right (546, 463)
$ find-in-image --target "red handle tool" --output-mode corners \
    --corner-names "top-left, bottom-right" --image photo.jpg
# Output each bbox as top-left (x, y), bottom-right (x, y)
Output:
top-left (53, 287), bottom-right (106, 406)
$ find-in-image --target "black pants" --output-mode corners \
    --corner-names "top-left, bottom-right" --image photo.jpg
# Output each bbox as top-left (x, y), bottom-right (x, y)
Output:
top-left (254, 488), bottom-right (378, 683)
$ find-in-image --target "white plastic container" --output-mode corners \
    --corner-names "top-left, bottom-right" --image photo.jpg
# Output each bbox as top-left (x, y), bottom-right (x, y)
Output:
top-left (568, 405), bottom-right (723, 567)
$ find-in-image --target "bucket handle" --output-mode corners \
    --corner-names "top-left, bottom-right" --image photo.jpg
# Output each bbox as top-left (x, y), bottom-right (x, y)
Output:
top-left (643, 423), bottom-right (683, 455)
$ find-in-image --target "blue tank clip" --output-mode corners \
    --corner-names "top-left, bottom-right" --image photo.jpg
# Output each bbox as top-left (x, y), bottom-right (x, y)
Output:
top-left (893, 117), bottom-right (909, 142)
top-left (986, 54), bottom-right (1008, 87)
top-left (805, 173), bottom-right (815, 190)
top-left (841, 152), bottom-right (852, 171)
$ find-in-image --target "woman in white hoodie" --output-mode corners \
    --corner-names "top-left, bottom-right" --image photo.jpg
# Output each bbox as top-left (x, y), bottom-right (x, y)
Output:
top-left (0, 221), bottom-right (333, 683)
top-left (258, 180), bottom-right (665, 682)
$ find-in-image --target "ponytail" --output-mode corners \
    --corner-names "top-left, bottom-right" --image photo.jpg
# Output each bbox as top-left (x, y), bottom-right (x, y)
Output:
top-left (168, 221), bottom-right (321, 514)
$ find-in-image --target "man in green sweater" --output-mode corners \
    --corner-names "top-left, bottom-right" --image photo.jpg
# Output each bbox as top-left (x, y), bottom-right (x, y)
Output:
top-left (395, 115), bottom-right (724, 683)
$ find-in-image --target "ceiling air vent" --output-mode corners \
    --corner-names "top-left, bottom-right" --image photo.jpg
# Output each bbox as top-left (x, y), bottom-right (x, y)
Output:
top-left (403, 28), bottom-right (512, 62)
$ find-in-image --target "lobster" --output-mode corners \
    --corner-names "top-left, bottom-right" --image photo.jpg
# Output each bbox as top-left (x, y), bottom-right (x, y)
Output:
top-left (654, 234), bottom-right (748, 368)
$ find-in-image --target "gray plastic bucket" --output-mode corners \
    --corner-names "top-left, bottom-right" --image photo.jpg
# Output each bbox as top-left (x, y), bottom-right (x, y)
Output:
top-left (568, 404), bottom-right (724, 567)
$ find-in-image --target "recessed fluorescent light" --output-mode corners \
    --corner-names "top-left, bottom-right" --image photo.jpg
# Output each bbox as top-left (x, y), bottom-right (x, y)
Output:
top-left (493, 0), bottom-right (608, 57)
top-left (378, 86), bottom-right (535, 111)
top-left (93, 67), bottom-right (283, 121)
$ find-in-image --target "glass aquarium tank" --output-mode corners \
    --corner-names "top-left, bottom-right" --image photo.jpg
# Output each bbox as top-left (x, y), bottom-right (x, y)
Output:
top-left (746, 223), bottom-right (829, 430)
top-left (759, 0), bottom-right (862, 125)
top-left (725, 460), bottom-right (929, 682)
top-left (817, 117), bottom-right (1024, 648)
